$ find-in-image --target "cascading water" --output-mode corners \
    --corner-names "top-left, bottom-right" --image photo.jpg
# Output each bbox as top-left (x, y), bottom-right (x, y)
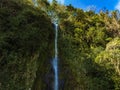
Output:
top-left (52, 23), bottom-right (58, 90)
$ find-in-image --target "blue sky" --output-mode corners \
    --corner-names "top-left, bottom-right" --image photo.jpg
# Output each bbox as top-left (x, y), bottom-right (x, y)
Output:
top-left (48, 0), bottom-right (120, 11)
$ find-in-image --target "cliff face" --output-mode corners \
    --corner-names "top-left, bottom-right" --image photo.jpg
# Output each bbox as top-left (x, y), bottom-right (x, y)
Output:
top-left (0, 0), bottom-right (54, 90)
top-left (50, 3), bottom-right (120, 89)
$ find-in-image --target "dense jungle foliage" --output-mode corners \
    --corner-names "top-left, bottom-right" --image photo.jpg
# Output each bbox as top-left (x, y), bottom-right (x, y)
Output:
top-left (0, 0), bottom-right (120, 90)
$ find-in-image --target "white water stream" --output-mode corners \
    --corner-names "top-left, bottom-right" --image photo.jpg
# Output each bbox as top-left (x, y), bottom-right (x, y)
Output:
top-left (52, 23), bottom-right (58, 90)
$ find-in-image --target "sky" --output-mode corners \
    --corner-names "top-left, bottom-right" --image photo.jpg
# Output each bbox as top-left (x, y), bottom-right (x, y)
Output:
top-left (48, 0), bottom-right (120, 11)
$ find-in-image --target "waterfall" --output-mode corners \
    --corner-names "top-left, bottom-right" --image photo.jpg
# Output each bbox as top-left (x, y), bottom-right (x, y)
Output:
top-left (52, 23), bottom-right (58, 90)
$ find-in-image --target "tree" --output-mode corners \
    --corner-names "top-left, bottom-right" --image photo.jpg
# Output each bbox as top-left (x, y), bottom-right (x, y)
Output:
top-left (95, 37), bottom-right (120, 89)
